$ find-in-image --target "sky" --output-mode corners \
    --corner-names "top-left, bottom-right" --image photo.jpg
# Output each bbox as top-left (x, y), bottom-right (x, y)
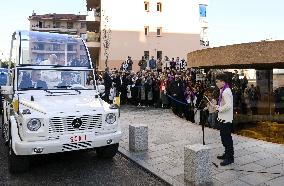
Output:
top-left (208, 0), bottom-right (284, 46)
top-left (0, 0), bottom-right (86, 58)
top-left (0, 0), bottom-right (284, 57)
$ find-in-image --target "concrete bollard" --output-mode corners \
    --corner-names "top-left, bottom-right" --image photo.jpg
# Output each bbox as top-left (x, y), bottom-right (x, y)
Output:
top-left (129, 124), bottom-right (148, 152)
top-left (184, 144), bottom-right (212, 185)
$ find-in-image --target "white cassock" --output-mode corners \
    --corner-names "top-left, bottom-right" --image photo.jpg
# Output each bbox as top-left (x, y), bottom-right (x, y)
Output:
top-left (127, 85), bottom-right (132, 98)
top-left (193, 97), bottom-right (200, 124)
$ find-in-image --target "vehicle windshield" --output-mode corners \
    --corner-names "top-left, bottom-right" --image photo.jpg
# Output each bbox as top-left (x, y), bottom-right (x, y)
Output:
top-left (0, 68), bottom-right (8, 86)
top-left (20, 31), bottom-right (90, 67)
top-left (17, 69), bottom-right (94, 90)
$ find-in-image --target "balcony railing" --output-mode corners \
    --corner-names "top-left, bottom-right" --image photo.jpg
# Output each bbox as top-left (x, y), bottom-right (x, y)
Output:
top-left (86, 32), bottom-right (100, 42)
top-left (85, 32), bottom-right (100, 48)
top-left (31, 26), bottom-right (77, 33)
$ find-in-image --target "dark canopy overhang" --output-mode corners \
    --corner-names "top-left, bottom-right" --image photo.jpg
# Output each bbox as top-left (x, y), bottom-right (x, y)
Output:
top-left (187, 40), bottom-right (284, 69)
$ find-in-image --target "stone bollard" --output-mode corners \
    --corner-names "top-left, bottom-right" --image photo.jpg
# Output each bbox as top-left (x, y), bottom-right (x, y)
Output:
top-left (184, 144), bottom-right (212, 185)
top-left (129, 124), bottom-right (148, 152)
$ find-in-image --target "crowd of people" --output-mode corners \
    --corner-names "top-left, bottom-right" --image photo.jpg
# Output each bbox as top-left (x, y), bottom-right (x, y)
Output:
top-left (96, 56), bottom-right (265, 128)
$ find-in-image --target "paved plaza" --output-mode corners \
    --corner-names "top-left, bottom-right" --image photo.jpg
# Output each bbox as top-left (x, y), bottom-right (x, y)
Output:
top-left (118, 106), bottom-right (284, 186)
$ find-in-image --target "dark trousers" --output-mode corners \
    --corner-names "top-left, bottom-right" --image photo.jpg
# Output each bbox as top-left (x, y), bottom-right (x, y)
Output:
top-left (219, 121), bottom-right (234, 159)
top-left (104, 88), bottom-right (110, 103)
top-left (172, 98), bottom-right (183, 117)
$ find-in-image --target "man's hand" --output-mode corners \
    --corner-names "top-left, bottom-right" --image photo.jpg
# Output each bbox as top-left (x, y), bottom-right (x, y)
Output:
top-left (213, 105), bottom-right (219, 111)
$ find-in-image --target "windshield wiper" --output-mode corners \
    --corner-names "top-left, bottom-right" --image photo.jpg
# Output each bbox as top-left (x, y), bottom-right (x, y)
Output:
top-left (54, 85), bottom-right (72, 89)
top-left (18, 64), bottom-right (33, 67)
top-left (52, 65), bottom-right (65, 68)
top-left (20, 86), bottom-right (44, 90)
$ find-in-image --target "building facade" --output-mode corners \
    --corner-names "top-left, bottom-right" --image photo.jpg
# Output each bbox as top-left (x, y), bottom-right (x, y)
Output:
top-left (28, 13), bottom-right (87, 65)
top-left (86, 0), bottom-right (209, 71)
top-left (29, 13), bottom-right (87, 36)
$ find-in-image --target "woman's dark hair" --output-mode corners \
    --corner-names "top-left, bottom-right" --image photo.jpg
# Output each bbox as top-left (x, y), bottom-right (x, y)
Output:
top-left (216, 73), bottom-right (228, 83)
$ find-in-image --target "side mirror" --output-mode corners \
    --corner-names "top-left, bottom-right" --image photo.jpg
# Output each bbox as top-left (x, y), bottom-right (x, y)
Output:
top-left (1, 86), bottom-right (13, 95)
top-left (98, 85), bottom-right (105, 94)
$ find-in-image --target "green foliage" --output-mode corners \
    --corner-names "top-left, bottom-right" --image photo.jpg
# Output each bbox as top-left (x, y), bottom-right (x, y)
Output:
top-left (0, 60), bottom-right (14, 68)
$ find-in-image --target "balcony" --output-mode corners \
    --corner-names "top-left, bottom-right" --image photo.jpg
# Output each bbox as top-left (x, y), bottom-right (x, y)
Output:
top-left (85, 32), bottom-right (100, 48)
top-left (31, 26), bottom-right (78, 34)
top-left (86, 9), bottom-right (100, 22)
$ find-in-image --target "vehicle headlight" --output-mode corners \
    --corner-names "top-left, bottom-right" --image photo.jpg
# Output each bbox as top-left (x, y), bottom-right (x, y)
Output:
top-left (105, 113), bottom-right (116, 124)
top-left (27, 118), bottom-right (41, 131)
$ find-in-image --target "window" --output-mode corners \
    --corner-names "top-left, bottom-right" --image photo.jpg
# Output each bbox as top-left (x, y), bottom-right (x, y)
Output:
top-left (157, 2), bottom-right (162, 12)
top-left (54, 22), bottom-right (61, 28)
top-left (80, 45), bottom-right (85, 51)
top-left (81, 22), bottom-right (86, 29)
top-left (80, 33), bottom-right (87, 41)
top-left (199, 5), bottom-right (207, 17)
top-left (67, 44), bottom-right (74, 51)
top-left (144, 1), bottom-right (149, 12)
top-left (144, 26), bottom-right (149, 36)
top-left (37, 43), bottom-right (44, 50)
top-left (38, 21), bottom-right (43, 28)
top-left (157, 27), bottom-right (162, 37)
top-left (157, 51), bottom-right (162, 60)
top-left (144, 51), bottom-right (149, 60)
top-left (67, 22), bottom-right (74, 29)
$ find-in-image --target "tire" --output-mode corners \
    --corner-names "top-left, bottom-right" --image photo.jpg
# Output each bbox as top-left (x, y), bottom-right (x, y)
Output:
top-left (96, 143), bottom-right (119, 159)
top-left (1, 111), bottom-right (4, 138)
top-left (2, 119), bottom-right (9, 146)
top-left (8, 138), bottom-right (30, 173)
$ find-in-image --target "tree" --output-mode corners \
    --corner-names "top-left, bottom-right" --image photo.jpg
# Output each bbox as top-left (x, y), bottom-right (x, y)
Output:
top-left (0, 60), bottom-right (14, 68)
top-left (101, 10), bottom-right (112, 68)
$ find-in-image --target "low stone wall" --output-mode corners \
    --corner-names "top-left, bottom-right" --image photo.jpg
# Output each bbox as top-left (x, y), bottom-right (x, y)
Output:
top-left (234, 114), bottom-right (284, 144)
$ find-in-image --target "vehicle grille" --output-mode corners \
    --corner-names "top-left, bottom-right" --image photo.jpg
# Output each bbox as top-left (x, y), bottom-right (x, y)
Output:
top-left (62, 141), bottom-right (93, 151)
top-left (49, 114), bottom-right (102, 134)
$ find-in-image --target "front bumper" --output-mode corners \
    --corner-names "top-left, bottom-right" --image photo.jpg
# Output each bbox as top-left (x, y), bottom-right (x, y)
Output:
top-left (11, 123), bottom-right (122, 155)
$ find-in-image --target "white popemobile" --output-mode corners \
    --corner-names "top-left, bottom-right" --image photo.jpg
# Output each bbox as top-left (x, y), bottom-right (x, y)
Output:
top-left (1, 31), bottom-right (121, 173)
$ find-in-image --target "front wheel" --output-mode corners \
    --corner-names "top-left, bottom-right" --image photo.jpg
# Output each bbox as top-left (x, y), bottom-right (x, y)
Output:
top-left (8, 138), bottom-right (30, 173)
top-left (96, 143), bottom-right (119, 159)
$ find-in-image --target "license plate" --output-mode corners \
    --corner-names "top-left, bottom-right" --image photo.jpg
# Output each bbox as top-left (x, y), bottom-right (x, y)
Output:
top-left (70, 134), bottom-right (87, 143)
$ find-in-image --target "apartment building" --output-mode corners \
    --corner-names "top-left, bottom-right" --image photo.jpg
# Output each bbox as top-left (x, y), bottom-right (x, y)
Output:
top-left (86, 0), bottom-right (209, 71)
top-left (28, 13), bottom-right (87, 65)
top-left (29, 13), bottom-right (87, 36)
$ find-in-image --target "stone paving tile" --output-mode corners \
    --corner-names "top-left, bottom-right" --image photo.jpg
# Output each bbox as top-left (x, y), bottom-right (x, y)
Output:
top-left (148, 143), bottom-right (175, 152)
top-left (144, 156), bottom-right (175, 166)
top-left (239, 173), bottom-right (275, 185)
top-left (252, 151), bottom-right (276, 160)
top-left (146, 148), bottom-right (176, 159)
top-left (264, 176), bottom-right (284, 186)
top-left (235, 162), bottom-right (266, 175)
top-left (264, 163), bottom-right (284, 176)
top-left (163, 166), bottom-right (184, 177)
top-left (163, 155), bottom-right (184, 167)
top-left (222, 179), bottom-right (251, 186)
top-left (152, 137), bottom-right (177, 145)
top-left (174, 174), bottom-right (223, 186)
top-left (118, 107), bottom-right (284, 186)
top-left (213, 170), bottom-right (245, 184)
top-left (153, 161), bottom-right (176, 173)
top-left (234, 154), bottom-right (265, 166)
top-left (255, 157), bottom-right (284, 168)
